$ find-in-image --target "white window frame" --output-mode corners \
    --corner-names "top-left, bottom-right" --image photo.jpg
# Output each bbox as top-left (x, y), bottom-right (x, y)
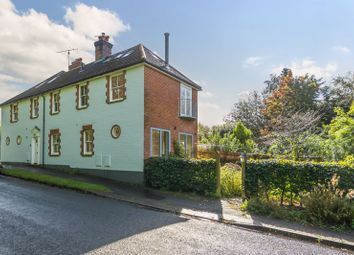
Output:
top-left (51, 133), bottom-right (60, 156)
top-left (180, 84), bottom-right (192, 117)
top-left (150, 128), bottom-right (171, 157)
top-left (179, 132), bottom-right (194, 157)
top-left (110, 74), bottom-right (125, 102)
top-left (78, 84), bottom-right (88, 108)
top-left (83, 129), bottom-right (94, 156)
top-left (11, 104), bottom-right (18, 122)
top-left (52, 91), bottom-right (60, 114)
top-left (31, 97), bottom-right (39, 118)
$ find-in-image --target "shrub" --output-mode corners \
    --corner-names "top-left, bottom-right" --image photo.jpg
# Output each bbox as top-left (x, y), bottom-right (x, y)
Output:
top-left (245, 159), bottom-right (354, 203)
top-left (172, 140), bottom-right (185, 158)
top-left (144, 157), bottom-right (217, 195)
top-left (302, 175), bottom-right (354, 228)
top-left (220, 165), bottom-right (242, 197)
top-left (240, 197), bottom-right (272, 215)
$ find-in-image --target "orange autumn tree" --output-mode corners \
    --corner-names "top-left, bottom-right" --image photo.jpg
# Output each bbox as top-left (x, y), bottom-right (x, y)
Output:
top-left (262, 68), bottom-right (323, 131)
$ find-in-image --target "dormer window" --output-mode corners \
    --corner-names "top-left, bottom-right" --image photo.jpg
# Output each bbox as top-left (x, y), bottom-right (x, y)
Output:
top-left (106, 71), bottom-right (126, 103)
top-left (76, 83), bottom-right (89, 109)
top-left (10, 103), bottom-right (19, 123)
top-left (30, 97), bottom-right (39, 119)
top-left (50, 91), bottom-right (60, 115)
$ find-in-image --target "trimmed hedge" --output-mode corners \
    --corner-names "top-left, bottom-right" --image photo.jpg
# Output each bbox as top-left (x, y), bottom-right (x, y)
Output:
top-left (144, 157), bottom-right (218, 195)
top-left (245, 160), bottom-right (354, 197)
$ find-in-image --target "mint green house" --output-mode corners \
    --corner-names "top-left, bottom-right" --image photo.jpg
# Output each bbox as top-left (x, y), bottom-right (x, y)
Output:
top-left (0, 33), bottom-right (201, 182)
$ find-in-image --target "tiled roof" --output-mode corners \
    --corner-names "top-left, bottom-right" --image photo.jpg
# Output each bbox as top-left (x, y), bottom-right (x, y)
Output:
top-left (1, 44), bottom-right (201, 106)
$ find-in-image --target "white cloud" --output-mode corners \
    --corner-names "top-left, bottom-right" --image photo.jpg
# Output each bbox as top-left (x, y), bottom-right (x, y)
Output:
top-left (332, 45), bottom-right (350, 54)
top-left (272, 59), bottom-right (337, 78)
top-left (243, 56), bottom-right (264, 67)
top-left (0, 0), bottom-right (129, 103)
top-left (64, 3), bottom-right (130, 41)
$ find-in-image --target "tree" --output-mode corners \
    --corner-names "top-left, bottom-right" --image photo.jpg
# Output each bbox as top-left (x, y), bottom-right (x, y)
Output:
top-left (266, 110), bottom-right (322, 160)
top-left (325, 102), bottom-right (354, 160)
top-left (263, 68), bottom-right (323, 129)
top-left (224, 91), bottom-right (266, 137)
top-left (320, 72), bottom-right (354, 124)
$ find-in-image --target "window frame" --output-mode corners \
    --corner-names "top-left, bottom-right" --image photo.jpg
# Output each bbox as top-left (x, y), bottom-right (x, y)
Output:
top-left (10, 103), bottom-right (19, 123)
top-left (30, 97), bottom-right (39, 119)
top-left (106, 71), bottom-right (127, 104)
top-left (150, 128), bottom-right (171, 157)
top-left (180, 84), bottom-right (193, 117)
top-left (179, 132), bottom-right (194, 158)
top-left (50, 91), bottom-right (60, 115)
top-left (49, 129), bottom-right (61, 157)
top-left (77, 83), bottom-right (89, 109)
top-left (81, 125), bottom-right (94, 157)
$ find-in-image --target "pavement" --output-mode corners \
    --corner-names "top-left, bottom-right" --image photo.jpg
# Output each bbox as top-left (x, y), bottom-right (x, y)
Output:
top-left (0, 176), bottom-right (351, 255)
top-left (1, 165), bottom-right (353, 251)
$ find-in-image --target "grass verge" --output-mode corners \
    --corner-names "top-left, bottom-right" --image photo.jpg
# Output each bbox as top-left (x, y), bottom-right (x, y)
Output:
top-left (0, 169), bottom-right (111, 193)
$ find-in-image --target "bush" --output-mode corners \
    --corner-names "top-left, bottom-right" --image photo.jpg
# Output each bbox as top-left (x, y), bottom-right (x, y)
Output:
top-left (245, 159), bottom-right (354, 203)
top-left (220, 165), bottom-right (242, 197)
top-left (241, 197), bottom-right (272, 215)
top-left (144, 157), bottom-right (218, 195)
top-left (303, 175), bottom-right (354, 228)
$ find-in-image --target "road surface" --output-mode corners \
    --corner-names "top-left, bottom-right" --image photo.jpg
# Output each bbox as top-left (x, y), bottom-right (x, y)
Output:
top-left (0, 176), bottom-right (350, 255)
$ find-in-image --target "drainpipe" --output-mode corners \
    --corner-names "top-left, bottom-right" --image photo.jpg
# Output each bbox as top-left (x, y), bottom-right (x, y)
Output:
top-left (41, 95), bottom-right (46, 167)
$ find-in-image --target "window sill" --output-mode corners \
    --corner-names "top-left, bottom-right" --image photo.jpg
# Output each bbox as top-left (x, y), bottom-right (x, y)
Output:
top-left (107, 97), bottom-right (126, 104)
top-left (179, 115), bottom-right (197, 120)
top-left (30, 115), bottom-right (39, 119)
top-left (81, 153), bottom-right (94, 157)
top-left (49, 153), bottom-right (60, 157)
top-left (77, 105), bottom-right (89, 110)
top-left (50, 111), bottom-right (60, 115)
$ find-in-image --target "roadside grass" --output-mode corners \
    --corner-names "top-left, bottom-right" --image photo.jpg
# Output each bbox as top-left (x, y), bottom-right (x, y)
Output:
top-left (0, 169), bottom-right (111, 193)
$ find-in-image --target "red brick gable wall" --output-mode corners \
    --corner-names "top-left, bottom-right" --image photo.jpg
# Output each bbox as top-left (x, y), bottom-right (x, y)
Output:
top-left (144, 65), bottom-right (198, 158)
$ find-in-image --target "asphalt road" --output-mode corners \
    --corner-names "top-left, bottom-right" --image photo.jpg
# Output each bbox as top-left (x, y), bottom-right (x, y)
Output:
top-left (0, 176), bottom-right (351, 255)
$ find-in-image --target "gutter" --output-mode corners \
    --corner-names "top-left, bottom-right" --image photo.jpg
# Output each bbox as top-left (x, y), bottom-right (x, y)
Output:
top-left (41, 95), bottom-right (46, 167)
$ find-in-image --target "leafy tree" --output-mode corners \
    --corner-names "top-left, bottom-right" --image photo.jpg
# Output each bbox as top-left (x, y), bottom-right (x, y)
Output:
top-left (325, 102), bottom-right (354, 160)
top-left (224, 91), bottom-right (266, 137)
top-left (320, 72), bottom-right (354, 124)
top-left (263, 68), bottom-right (323, 129)
top-left (266, 110), bottom-right (322, 160)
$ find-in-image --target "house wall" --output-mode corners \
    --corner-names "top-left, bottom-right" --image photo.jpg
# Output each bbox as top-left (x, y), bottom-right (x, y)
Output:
top-left (144, 65), bottom-right (198, 158)
top-left (0, 65), bottom-right (145, 178)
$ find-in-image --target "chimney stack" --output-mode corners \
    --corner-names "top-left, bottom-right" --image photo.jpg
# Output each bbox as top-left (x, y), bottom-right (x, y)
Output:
top-left (69, 58), bottom-right (83, 71)
top-left (94, 32), bottom-right (113, 61)
top-left (164, 32), bottom-right (170, 66)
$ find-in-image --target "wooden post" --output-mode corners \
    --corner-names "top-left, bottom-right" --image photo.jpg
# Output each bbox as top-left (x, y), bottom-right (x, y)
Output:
top-left (241, 152), bottom-right (247, 201)
top-left (215, 151), bottom-right (221, 196)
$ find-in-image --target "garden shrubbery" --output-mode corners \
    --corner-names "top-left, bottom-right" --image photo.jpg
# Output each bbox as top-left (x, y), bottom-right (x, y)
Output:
top-left (144, 157), bottom-right (218, 195)
top-left (245, 159), bottom-right (354, 203)
top-left (220, 164), bottom-right (242, 197)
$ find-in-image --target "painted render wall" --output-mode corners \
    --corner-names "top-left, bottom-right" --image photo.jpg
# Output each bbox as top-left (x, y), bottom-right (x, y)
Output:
top-left (0, 65), bottom-right (145, 173)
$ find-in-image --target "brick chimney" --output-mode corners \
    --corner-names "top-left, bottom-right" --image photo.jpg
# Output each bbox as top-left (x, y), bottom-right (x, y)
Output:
top-left (94, 32), bottom-right (113, 61)
top-left (69, 58), bottom-right (84, 71)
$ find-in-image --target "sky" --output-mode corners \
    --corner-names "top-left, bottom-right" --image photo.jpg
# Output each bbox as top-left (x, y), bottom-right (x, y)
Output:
top-left (1, 0), bottom-right (354, 126)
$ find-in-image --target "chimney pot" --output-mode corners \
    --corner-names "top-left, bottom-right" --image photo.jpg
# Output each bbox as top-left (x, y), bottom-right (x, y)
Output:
top-left (94, 32), bottom-right (113, 61)
top-left (69, 57), bottom-right (84, 71)
top-left (164, 32), bottom-right (170, 66)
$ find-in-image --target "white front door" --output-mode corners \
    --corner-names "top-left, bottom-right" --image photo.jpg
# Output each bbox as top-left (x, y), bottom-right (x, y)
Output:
top-left (31, 134), bottom-right (40, 165)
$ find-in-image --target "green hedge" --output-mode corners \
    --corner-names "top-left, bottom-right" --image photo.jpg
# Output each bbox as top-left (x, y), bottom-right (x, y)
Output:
top-left (245, 160), bottom-right (354, 197)
top-left (144, 157), bottom-right (218, 195)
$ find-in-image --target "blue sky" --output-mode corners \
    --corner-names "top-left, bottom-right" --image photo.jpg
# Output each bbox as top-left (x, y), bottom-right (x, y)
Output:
top-left (2, 0), bottom-right (354, 125)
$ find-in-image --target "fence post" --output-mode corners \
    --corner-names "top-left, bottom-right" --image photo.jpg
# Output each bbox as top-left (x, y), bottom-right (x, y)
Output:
top-left (241, 152), bottom-right (247, 201)
top-left (215, 151), bottom-right (221, 196)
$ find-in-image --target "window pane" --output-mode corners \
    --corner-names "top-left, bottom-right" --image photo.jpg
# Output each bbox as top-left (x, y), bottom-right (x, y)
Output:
top-left (152, 130), bottom-right (160, 157)
top-left (161, 131), bottom-right (169, 156)
top-left (186, 135), bottom-right (193, 157)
